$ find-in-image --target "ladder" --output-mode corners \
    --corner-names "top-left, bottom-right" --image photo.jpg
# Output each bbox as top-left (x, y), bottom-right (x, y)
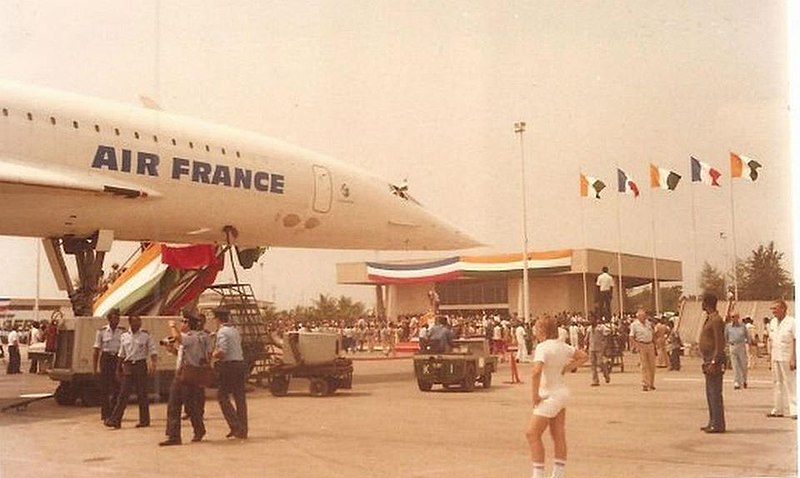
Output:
top-left (206, 283), bottom-right (276, 380)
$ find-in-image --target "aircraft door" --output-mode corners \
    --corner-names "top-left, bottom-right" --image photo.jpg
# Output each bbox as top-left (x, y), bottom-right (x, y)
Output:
top-left (312, 165), bottom-right (332, 213)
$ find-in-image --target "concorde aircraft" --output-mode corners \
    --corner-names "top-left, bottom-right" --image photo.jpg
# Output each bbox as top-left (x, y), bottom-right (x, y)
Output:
top-left (0, 80), bottom-right (479, 250)
top-left (0, 80), bottom-right (481, 313)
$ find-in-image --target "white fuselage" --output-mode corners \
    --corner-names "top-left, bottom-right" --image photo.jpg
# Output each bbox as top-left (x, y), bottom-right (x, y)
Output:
top-left (0, 81), bottom-right (479, 250)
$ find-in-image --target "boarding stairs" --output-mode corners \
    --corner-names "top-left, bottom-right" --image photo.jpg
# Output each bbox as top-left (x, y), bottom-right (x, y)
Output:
top-left (206, 283), bottom-right (278, 382)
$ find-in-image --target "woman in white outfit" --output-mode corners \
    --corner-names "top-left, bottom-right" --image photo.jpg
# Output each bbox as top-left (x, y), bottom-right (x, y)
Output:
top-left (525, 316), bottom-right (588, 478)
top-left (516, 322), bottom-right (529, 363)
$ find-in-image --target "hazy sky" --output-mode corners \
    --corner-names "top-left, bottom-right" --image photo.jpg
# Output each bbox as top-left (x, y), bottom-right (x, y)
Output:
top-left (0, 1), bottom-right (794, 309)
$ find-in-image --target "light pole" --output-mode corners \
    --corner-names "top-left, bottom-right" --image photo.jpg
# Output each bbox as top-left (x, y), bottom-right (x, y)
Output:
top-left (515, 122), bottom-right (530, 323)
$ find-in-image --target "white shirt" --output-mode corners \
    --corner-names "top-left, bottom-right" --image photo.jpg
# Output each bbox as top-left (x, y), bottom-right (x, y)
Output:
top-left (7, 330), bottom-right (19, 346)
top-left (533, 339), bottom-right (576, 397)
top-left (596, 272), bottom-right (614, 291)
top-left (769, 315), bottom-right (796, 362)
top-left (29, 326), bottom-right (41, 345)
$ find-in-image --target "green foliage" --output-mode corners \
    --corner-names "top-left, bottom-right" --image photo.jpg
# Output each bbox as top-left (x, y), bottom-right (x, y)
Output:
top-left (625, 285), bottom-right (683, 314)
top-left (265, 294), bottom-right (367, 323)
top-left (738, 242), bottom-right (794, 300)
top-left (699, 262), bottom-right (726, 298)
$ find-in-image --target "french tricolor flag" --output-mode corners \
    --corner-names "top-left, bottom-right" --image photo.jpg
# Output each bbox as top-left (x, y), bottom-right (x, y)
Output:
top-left (617, 169), bottom-right (639, 197)
top-left (690, 156), bottom-right (721, 186)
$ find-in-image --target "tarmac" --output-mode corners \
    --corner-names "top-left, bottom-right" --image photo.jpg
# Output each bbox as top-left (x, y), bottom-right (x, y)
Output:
top-left (0, 347), bottom-right (797, 478)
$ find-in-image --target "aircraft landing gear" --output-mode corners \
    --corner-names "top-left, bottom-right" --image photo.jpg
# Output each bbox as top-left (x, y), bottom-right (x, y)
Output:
top-left (42, 230), bottom-right (113, 316)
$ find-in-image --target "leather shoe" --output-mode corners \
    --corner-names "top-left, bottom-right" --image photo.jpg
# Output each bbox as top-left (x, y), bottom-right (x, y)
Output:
top-left (700, 425), bottom-right (711, 431)
top-left (766, 412), bottom-right (784, 418)
top-left (226, 431), bottom-right (237, 438)
top-left (704, 427), bottom-right (725, 434)
top-left (135, 423), bottom-right (150, 428)
top-left (104, 421), bottom-right (121, 429)
top-left (159, 438), bottom-right (182, 446)
top-left (191, 433), bottom-right (205, 442)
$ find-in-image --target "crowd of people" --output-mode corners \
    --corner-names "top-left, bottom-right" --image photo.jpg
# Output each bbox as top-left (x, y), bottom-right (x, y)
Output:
top-left (2, 319), bottom-right (59, 374)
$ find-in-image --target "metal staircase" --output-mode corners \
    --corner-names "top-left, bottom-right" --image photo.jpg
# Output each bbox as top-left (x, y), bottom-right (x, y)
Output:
top-left (206, 283), bottom-right (277, 381)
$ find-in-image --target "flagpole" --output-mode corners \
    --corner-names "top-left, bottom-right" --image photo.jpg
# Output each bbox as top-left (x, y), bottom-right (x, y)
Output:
top-left (615, 177), bottom-right (625, 319)
top-left (514, 122), bottom-right (531, 322)
top-left (579, 169), bottom-right (589, 321)
top-left (729, 170), bottom-right (739, 301)
top-left (689, 175), bottom-right (699, 299)
top-left (648, 184), bottom-right (661, 316)
top-left (34, 239), bottom-right (41, 323)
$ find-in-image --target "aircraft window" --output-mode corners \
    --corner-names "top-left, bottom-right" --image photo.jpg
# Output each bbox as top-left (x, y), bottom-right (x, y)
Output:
top-left (94, 124), bottom-right (100, 132)
top-left (153, 135), bottom-right (158, 142)
top-left (27, 112), bottom-right (33, 121)
top-left (72, 121), bottom-right (79, 129)
top-left (134, 131), bottom-right (140, 139)
top-left (2, 108), bottom-right (7, 117)
top-left (205, 144), bottom-right (210, 152)
top-left (50, 117), bottom-right (56, 125)
top-left (189, 141), bottom-right (194, 149)
top-left (171, 138), bottom-right (177, 146)
top-left (221, 148), bottom-right (226, 155)
top-left (236, 151), bottom-right (241, 158)
top-left (114, 127), bottom-right (120, 136)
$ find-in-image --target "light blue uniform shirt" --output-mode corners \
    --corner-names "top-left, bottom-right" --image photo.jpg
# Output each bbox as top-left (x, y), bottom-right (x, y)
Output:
top-left (177, 330), bottom-right (211, 369)
top-left (216, 324), bottom-right (244, 361)
top-left (724, 323), bottom-right (749, 345)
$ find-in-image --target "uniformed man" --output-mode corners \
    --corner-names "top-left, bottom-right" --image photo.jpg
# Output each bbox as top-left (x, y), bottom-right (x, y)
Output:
top-left (92, 308), bottom-right (125, 421)
top-left (213, 309), bottom-right (248, 439)
top-left (160, 314), bottom-right (211, 446)
top-left (104, 314), bottom-right (157, 429)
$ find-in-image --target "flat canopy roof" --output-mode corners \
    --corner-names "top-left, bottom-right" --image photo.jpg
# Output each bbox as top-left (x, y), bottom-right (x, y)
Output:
top-left (337, 248), bottom-right (682, 287)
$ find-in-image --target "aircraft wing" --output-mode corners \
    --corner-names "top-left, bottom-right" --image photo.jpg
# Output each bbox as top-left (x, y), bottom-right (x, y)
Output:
top-left (0, 156), bottom-right (160, 198)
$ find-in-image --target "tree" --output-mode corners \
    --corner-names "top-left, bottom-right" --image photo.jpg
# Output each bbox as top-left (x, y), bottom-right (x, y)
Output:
top-left (739, 242), bottom-right (794, 300)
top-left (698, 262), bottom-right (726, 298)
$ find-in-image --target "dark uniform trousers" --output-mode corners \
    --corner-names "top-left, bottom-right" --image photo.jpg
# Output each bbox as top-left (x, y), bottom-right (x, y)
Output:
top-left (166, 378), bottom-right (205, 440)
top-left (99, 352), bottom-right (120, 420)
top-left (107, 360), bottom-right (150, 426)
top-left (6, 345), bottom-right (21, 374)
top-left (703, 354), bottom-right (726, 431)
top-left (217, 360), bottom-right (248, 437)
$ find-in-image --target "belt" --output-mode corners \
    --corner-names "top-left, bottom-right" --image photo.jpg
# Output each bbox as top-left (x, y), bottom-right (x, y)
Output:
top-left (638, 341), bottom-right (653, 344)
top-left (101, 351), bottom-right (117, 356)
top-left (125, 359), bottom-right (146, 365)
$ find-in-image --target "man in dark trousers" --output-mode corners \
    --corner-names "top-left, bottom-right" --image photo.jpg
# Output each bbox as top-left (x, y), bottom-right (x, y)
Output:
top-left (160, 314), bottom-right (211, 446)
top-left (92, 308), bottom-right (125, 421)
top-left (213, 309), bottom-right (248, 439)
top-left (699, 293), bottom-right (726, 433)
top-left (105, 315), bottom-right (157, 429)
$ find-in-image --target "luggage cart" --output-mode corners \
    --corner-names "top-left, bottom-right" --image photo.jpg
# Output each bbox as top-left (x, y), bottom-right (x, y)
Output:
top-left (604, 332), bottom-right (625, 372)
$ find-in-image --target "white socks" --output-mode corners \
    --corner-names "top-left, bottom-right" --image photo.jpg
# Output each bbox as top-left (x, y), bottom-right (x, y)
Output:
top-left (551, 460), bottom-right (566, 478)
top-left (532, 460), bottom-right (566, 478)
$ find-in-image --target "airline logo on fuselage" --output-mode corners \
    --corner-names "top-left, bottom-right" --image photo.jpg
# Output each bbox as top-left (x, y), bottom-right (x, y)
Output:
top-left (90, 145), bottom-right (285, 194)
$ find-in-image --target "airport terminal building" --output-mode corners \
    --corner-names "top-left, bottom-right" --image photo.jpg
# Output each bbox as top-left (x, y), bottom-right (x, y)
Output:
top-left (337, 248), bottom-right (682, 320)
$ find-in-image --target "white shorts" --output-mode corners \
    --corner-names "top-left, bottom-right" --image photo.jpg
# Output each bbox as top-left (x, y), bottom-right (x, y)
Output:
top-left (533, 391), bottom-right (569, 418)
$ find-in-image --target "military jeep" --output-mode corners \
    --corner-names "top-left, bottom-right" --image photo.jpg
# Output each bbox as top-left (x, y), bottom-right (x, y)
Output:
top-left (412, 337), bottom-right (497, 392)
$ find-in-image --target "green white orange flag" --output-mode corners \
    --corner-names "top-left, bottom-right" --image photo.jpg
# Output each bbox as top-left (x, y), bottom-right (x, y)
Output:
top-left (580, 173), bottom-right (606, 199)
top-left (649, 163), bottom-right (681, 190)
top-left (730, 152), bottom-right (762, 181)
